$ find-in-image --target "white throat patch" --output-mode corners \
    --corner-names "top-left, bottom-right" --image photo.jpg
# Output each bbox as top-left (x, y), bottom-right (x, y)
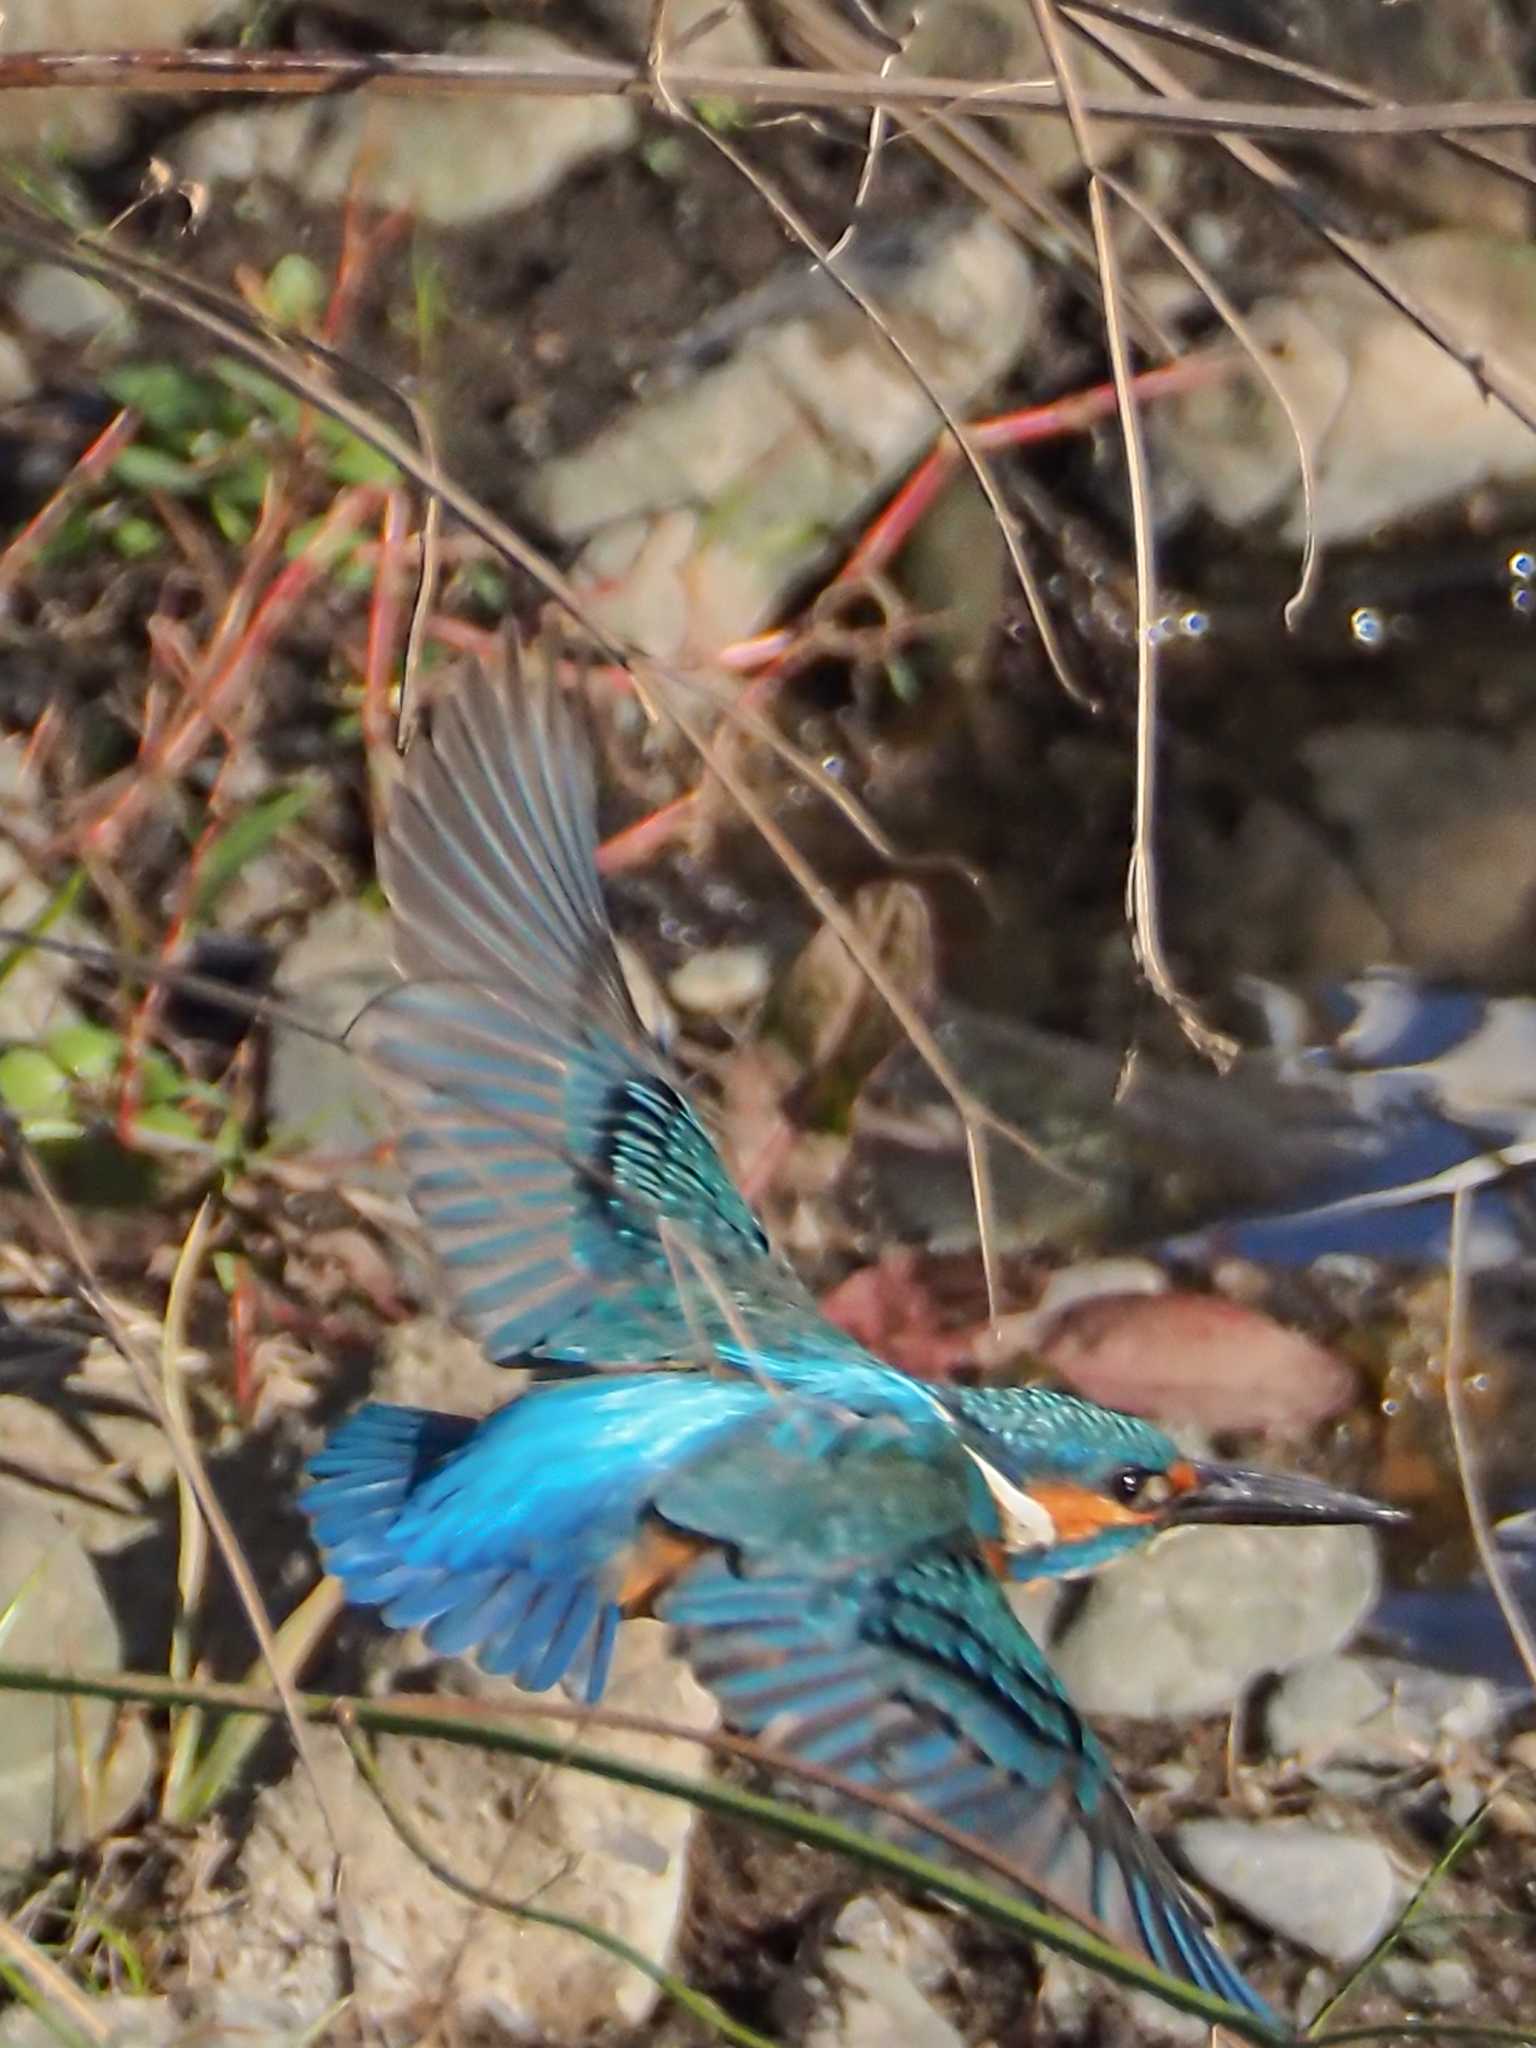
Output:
top-left (968, 1450), bottom-right (1058, 1550)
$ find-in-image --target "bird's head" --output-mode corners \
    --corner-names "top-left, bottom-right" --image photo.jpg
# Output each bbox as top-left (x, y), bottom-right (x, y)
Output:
top-left (937, 1383), bottom-right (1406, 1580)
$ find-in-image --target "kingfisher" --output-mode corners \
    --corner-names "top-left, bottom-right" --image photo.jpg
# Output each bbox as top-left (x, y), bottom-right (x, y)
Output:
top-left (343, 654), bottom-right (1395, 1579)
top-left (306, 1383), bottom-right (1317, 2025)
top-left (304, 657), bottom-right (1400, 2022)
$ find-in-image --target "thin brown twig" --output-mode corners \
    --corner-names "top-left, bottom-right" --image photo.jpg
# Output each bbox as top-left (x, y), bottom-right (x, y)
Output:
top-left (1023, 0), bottom-right (1236, 1065)
top-left (0, 47), bottom-right (1535, 139)
top-left (1070, 12), bottom-right (1536, 441)
top-left (1065, 0), bottom-right (1536, 199)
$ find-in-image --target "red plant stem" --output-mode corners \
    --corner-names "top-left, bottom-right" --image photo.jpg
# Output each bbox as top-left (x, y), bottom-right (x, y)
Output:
top-left (361, 488), bottom-right (411, 792)
top-left (114, 747), bottom-right (243, 1143)
top-left (595, 356), bottom-right (1232, 867)
top-left (84, 484), bottom-right (382, 857)
top-left (0, 407), bottom-right (139, 600)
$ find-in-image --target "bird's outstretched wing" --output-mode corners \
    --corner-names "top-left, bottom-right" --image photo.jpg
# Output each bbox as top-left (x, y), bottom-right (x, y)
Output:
top-left (655, 1438), bottom-right (1273, 2024)
top-left (664, 1556), bottom-right (1271, 2017)
top-left (361, 656), bottom-right (874, 1375)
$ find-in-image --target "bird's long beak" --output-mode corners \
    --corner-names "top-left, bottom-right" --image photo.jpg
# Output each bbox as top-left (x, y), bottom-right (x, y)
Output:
top-left (1172, 1461), bottom-right (1408, 1528)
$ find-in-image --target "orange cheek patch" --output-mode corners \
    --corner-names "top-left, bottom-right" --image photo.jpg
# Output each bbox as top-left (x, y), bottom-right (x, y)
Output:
top-left (1027, 1482), bottom-right (1159, 1541)
top-left (618, 1525), bottom-right (711, 1615)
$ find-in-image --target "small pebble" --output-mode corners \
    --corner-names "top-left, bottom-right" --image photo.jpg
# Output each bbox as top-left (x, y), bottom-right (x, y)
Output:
top-left (12, 264), bottom-right (129, 343)
top-left (668, 944), bottom-right (770, 1015)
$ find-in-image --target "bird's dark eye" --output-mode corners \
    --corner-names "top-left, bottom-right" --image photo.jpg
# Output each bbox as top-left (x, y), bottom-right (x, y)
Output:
top-left (1111, 1466), bottom-right (1172, 1508)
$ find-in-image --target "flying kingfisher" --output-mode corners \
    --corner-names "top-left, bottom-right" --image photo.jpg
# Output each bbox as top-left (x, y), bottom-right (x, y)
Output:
top-left (304, 658), bottom-right (1400, 2022)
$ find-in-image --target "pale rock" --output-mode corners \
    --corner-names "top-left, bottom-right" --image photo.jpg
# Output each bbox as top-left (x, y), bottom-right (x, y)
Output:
top-left (0, 336), bottom-right (36, 406)
top-left (1037, 1954), bottom-right (1210, 2044)
top-left (591, 0), bottom-right (769, 67)
top-left (1218, 721), bottom-right (1536, 982)
top-left (374, 1312), bottom-right (520, 1417)
top-left (1156, 234), bottom-right (1536, 544)
top-left (901, 0), bottom-right (1134, 190)
top-left (530, 214), bottom-right (1038, 659)
top-left (1034, 1289), bottom-right (1355, 1433)
top-left (0, 736), bottom-right (86, 1041)
top-left (668, 944), bottom-right (771, 1015)
top-left (0, 0), bottom-right (223, 161)
top-left (1266, 1653), bottom-right (1389, 1761)
top-left (0, 1990), bottom-right (305, 2046)
top-left (11, 265), bottom-right (130, 343)
top-left (806, 1896), bottom-right (962, 2048)
top-left (1175, 1818), bottom-right (1400, 1965)
top-left (1051, 1524), bottom-right (1380, 1719)
top-left (177, 27), bottom-right (636, 225)
top-left (267, 899), bottom-right (397, 1163)
top-left (0, 1333), bottom-right (178, 1555)
top-left (191, 1623), bottom-right (716, 2039)
top-left (1360, 1658), bottom-right (1507, 1751)
top-left (1382, 1955), bottom-right (1479, 2008)
top-left (0, 1485), bottom-right (156, 1878)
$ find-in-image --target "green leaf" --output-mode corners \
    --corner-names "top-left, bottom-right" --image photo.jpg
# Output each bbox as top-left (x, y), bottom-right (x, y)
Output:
top-left (325, 433), bottom-right (400, 487)
top-left (265, 252), bottom-right (327, 329)
top-left (0, 1046), bottom-right (67, 1116)
top-left (131, 1103), bottom-right (207, 1150)
top-left (111, 514), bottom-right (164, 559)
top-left (111, 445), bottom-right (204, 496)
top-left (45, 1021), bottom-right (121, 1083)
top-left (214, 358), bottom-right (303, 436)
top-left (104, 361), bottom-right (217, 436)
top-left (193, 781), bottom-right (318, 919)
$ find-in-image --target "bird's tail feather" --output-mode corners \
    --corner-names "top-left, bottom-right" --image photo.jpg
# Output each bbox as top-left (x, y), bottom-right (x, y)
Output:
top-left (303, 1401), bottom-right (621, 1700)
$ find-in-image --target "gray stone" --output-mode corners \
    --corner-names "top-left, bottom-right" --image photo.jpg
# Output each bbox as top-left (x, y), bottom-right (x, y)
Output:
top-left (1382, 1955), bottom-right (1478, 2008)
top-left (1360, 1658), bottom-right (1506, 1750)
top-left (1266, 1654), bottom-right (1389, 1761)
top-left (0, 1332), bottom-right (180, 1556)
top-left (591, 0), bottom-right (768, 66)
top-left (1176, 1818), bottom-right (1401, 1965)
top-left (0, 1485), bottom-right (156, 1879)
top-left (190, 1623), bottom-right (715, 2038)
top-left (530, 213), bottom-right (1038, 660)
top-left (806, 1896), bottom-right (963, 2048)
top-left (12, 264), bottom-right (129, 344)
top-left (1051, 1525), bottom-right (1380, 1720)
top-left (1154, 234), bottom-right (1536, 545)
top-left (0, 336), bottom-right (35, 406)
top-left (267, 899), bottom-right (398, 1164)
top-left (668, 944), bottom-right (771, 1015)
top-left (0, 1990), bottom-right (305, 2045)
top-left (178, 26), bottom-right (636, 226)
top-left (0, 736), bottom-right (87, 1042)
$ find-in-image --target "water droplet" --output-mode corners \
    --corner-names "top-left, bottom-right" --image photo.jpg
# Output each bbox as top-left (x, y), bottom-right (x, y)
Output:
top-left (1179, 610), bottom-right (1211, 639)
top-left (1509, 548), bottom-right (1536, 583)
top-left (1350, 606), bottom-right (1386, 647)
top-left (1513, 585), bottom-right (1535, 617)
